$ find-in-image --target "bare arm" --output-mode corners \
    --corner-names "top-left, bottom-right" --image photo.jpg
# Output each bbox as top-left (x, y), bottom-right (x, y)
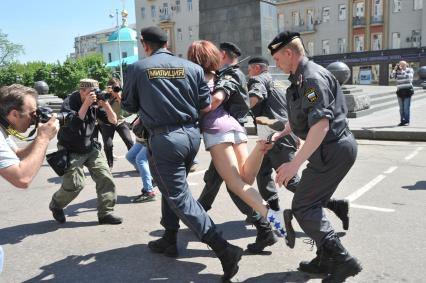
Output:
top-left (98, 100), bottom-right (118, 125)
top-left (0, 117), bottom-right (58, 188)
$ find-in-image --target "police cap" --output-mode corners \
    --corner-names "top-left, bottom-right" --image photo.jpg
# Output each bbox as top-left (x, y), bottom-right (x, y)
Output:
top-left (268, 31), bottom-right (300, 56)
top-left (219, 42), bottom-right (242, 57)
top-left (248, 56), bottom-right (269, 66)
top-left (140, 26), bottom-right (168, 43)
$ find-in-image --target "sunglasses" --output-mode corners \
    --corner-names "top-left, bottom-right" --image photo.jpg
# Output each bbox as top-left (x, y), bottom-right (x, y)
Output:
top-left (112, 86), bottom-right (122, 93)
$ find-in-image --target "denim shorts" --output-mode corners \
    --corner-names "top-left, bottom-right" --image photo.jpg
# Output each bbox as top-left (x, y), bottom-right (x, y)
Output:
top-left (203, 130), bottom-right (248, 150)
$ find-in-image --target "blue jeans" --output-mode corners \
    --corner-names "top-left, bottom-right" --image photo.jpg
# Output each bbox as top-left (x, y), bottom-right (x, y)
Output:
top-left (126, 143), bottom-right (154, 193)
top-left (398, 96), bottom-right (411, 124)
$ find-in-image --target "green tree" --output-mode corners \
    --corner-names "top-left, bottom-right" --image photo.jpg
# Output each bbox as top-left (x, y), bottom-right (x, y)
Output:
top-left (0, 29), bottom-right (24, 67)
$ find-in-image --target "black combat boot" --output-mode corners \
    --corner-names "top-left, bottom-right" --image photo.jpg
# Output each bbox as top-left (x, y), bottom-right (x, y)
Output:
top-left (327, 199), bottom-right (349, 230)
top-left (298, 246), bottom-right (333, 275)
top-left (49, 200), bottom-right (66, 224)
top-left (204, 230), bottom-right (243, 282)
top-left (321, 235), bottom-right (362, 283)
top-left (247, 217), bottom-right (278, 254)
top-left (148, 229), bottom-right (178, 257)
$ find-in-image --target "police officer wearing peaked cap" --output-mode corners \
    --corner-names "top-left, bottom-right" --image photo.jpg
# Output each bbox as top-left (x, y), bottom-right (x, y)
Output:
top-left (269, 31), bottom-right (362, 282)
top-left (121, 26), bottom-right (243, 281)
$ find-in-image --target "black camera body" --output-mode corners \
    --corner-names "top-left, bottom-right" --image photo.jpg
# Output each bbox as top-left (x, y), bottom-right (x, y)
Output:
top-left (94, 89), bottom-right (111, 102)
top-left (36, 106), bottom-right (70, 127)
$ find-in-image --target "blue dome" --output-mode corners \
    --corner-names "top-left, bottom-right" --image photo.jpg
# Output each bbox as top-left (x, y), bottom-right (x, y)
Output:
top-left (108, 27), bottom-right (137, 42)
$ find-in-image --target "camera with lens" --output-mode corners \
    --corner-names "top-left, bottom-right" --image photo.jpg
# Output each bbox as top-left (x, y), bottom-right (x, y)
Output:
top-left (94, 88), bottom-right (111, 102)
top-left (35, 106), bottom-right (70, 127)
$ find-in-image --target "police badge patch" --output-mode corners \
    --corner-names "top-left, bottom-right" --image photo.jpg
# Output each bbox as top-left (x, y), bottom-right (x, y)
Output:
top-left (304, 87), bottom-right (319, 103)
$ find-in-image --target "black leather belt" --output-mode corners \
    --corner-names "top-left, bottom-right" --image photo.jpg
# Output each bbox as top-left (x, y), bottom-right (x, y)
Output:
top-left (149, 123), bottom-right (197, 136)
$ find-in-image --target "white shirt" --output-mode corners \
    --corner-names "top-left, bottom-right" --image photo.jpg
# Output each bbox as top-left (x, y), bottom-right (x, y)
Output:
top-left (0, 126), bottom-right (20, 169)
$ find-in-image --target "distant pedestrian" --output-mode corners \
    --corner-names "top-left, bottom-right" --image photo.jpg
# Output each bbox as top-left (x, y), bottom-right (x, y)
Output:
top-left (126, 117), bottom-right (156, 203)
top-left (99, 78), bottom-right (134, 169)
top-left (391, 60), bottom-right (414, 126)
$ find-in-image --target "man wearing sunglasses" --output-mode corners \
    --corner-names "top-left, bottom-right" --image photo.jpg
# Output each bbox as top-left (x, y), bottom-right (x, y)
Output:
top-left (0, 84), bottom-right (59, 188)
top-left (98, 78), bottom-right (134, 169)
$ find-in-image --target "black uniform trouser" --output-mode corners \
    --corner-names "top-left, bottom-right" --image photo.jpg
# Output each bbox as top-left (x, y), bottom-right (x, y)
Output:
top-left (292, 132), bottom-right (357, 247)
top-left (148, 125), bottom-right (216, 240)
top-left (100, 122), bottom-right (134, 167)
top-left (198, 135), bottom-right (299, 220)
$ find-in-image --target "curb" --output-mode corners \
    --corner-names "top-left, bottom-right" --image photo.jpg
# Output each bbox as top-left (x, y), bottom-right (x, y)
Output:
top-left (351, 128), bottom-right (426, 141)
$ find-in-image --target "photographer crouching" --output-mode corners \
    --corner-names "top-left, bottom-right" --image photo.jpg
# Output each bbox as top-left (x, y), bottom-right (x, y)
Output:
top-left (48, 79), bottom-right (123, 225)
top-left (0, 84), bottom-right (59, 188)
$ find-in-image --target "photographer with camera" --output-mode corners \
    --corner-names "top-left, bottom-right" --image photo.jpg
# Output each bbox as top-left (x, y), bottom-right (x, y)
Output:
top-left (48, 79), bottom-right (123, 225)
top-left (0, 84), bottom-right (59, 188)
top-left (99, 78), bottom-right (134, 169)
top-left (391, 60), bottom-right (414, 126)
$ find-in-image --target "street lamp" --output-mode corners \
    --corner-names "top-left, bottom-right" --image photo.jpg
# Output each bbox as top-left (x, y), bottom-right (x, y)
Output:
top-left (109, 8), bottom-right (128, 84)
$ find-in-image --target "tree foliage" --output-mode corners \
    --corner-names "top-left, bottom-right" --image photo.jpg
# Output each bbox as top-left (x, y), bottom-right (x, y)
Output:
top-left (0, 29), bottom-right (24, 67)
top-left (0, 53), bottom-right (113, 98)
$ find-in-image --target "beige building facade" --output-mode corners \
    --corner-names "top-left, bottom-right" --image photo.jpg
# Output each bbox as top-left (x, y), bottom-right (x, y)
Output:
top-left (134, 0), bottom-right (199, 58)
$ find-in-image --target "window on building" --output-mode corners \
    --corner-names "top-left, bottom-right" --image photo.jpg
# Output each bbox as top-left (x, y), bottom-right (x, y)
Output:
top-left (141, 7), bottom-right (146, 18)
top-left (393, 0), bottom-right (401, 12)
top-left (307, 41), bottom-right (314, 56)
top-left (307, 9), bottom-right (314, 30)
top-left (322, 7), bottom-right (330, 22)
top-left (338, 38), bottom-right (346, 53)
top-left (108, 53), bottom-right (112, 63)
top-left (188, 26), bottom-right (193, 38)
top-left (414, 0), bottom-right (423, 10)
top-left (338, 4), bottom-right (346, 20)
top-left (354, 35), bottom-right (364, 52)
top-left (292, 11), bottom-right (300, 26)
top-left (175, 0), bottom-right (181, 13)
top-left (412, 30), bottom-right (421, 47)
top-left (371, 33), bottom-right (382, 50)
top-left (354, 2), bottom-right (365, 17)
top-left (177, 28), bottom-right (182, 40)
top-left (151, 5), bottom-right (156, 17)
top-left (392, 32), bottom-right (400, 48)
top-left (187, 0), bottom-right (193, 11)
top-left (122, 51), bottom-right (128, 58)
top-left (322, 40), bottom-right (330, 55)
top-left (278, 13), bottom-right (285, 31)
top-left (373, 0), bottom-right (383, 17)
top-left (163, 3), bottom-right (169, 15)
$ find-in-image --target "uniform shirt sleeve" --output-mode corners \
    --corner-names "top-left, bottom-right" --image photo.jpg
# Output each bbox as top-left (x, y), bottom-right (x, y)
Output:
top-left (248, 77), bottom-right (268, 102)
top-left (301, 78), bottom-right (335, 127)
top-left (0, 133), bottom-right (20, 169)
top-left (197, 70), bottom-right (211, 110)
top-left (122, 64), bottom-right (140, 113)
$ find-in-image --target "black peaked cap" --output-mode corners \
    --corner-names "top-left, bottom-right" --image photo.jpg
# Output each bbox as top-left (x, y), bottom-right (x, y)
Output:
top-left (140, 26), bottom-right (168, 43)
top-left (248, 56), bottom-right (269, 66)
top-left (268, 31), bottom-right (300, 55)
top-left (219, 42), bottom-right (242, 57)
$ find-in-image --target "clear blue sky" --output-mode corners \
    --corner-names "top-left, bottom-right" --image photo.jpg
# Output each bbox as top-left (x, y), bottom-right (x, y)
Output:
top-left (0, 0), bottom-right (136, 63)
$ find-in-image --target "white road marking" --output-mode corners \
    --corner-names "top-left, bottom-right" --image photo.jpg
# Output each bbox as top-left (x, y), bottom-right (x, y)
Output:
top-left (346, 175), bottom-right (386, 202)
top-left (188, 182), bottom-right (198, 186)
top-left (383, 166), bottom-right (398, 174)
top-left (405, 147), bottom-right (423, 160)
top-left (351, 203), bottom-right (395, 212)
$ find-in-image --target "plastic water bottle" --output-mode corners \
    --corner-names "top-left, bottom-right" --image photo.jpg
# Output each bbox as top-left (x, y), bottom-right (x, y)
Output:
top-left (0, 246), bottom-right (4, 273)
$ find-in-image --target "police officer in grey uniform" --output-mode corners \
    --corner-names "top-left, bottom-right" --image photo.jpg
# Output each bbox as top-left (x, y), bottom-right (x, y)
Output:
top-left (268, 31), bottom-right (362, 282)
top-left (247, 56), bottom-right (350, 253)
top-left (121, 27), bottom-right (242, 282)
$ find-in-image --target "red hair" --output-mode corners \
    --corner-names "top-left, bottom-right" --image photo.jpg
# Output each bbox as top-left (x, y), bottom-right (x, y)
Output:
top-left (187, 40), bottom-right (221, 73)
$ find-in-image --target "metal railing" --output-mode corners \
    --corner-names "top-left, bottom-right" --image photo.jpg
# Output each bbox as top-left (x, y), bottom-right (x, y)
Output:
top-left (371, 15), bottom-right (384, 24)
top-left (352, 16), bottom-right (366, 26)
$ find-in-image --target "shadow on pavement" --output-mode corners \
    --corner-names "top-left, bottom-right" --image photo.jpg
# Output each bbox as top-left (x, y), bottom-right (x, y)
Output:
top-left (241, 271), bottom-right (324, 283)
top-left (111, 170), bottom-right (140, 178)
top-left (23, 244), bottom-right (219, 283)
top-left (0, 220), bottom-right (98, 245)
top-left (402, 180), bottom-right (426, 190)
